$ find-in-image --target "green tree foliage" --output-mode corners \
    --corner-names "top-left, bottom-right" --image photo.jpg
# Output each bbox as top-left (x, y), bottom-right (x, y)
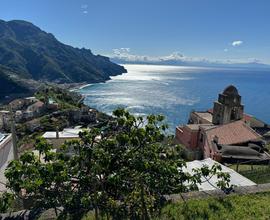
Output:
top-left (35, 86), bottom-right (83, 109)
top-left (5, 108), bottom-right (231, 219)
top-left (5, 137), bottom-right (72, 216)
top-left (0, 192), bottom-right (14, 213)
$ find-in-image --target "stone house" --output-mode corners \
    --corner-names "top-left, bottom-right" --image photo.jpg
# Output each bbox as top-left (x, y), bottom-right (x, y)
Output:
top-left (69, 107), bottom-right (97, 124)
top-left (24, 101), bottom-right (45, 119)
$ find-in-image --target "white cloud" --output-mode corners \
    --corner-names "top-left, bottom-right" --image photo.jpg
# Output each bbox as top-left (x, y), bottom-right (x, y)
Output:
top-left (232, 40), bottom-right (243, 47)
top-left (109, 48), bottom-right (266, 65)
top-left (81, 4), bottom-right (88, 9)
top-left (111, 48), bottom-right (197, 63)
top-left (81, 4), bottom-right (88, 14)
top-left (113, 48), bottom-right (130, 55)
top-left (163, 52), bottom-right (184, 60)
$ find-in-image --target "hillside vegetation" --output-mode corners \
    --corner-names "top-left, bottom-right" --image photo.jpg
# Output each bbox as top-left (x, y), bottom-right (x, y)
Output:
top-left (0, 19), bottom-right (126, 101)
top-left (0, 65), bottom-right (35, 100)
top-left (156, 192), bottom-right (270, 220)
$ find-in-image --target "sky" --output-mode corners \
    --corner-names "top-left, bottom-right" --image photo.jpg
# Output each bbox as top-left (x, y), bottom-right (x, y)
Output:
top-left (0, 0), bottom-right (270, 64)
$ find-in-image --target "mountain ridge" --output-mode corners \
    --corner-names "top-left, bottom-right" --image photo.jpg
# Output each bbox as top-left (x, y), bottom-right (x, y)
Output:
top-left (0, 19), bottom-right (126, 85)
top-left (0, 19), bottom-right (127, 102)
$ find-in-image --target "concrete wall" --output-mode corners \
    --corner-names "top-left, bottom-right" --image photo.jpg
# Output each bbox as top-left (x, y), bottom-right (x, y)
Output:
top-left (165, 183), bottom-right (270, 203)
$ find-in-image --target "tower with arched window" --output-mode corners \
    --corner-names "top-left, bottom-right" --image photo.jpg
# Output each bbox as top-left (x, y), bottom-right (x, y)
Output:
top-left (212, 85), bottom-right (244, 125)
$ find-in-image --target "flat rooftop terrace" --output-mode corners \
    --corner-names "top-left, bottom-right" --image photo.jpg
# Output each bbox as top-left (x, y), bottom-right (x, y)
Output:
top-left (43, 128), bottom-right (86, 139)
top-left (194, 111), bottom-right (213, 123)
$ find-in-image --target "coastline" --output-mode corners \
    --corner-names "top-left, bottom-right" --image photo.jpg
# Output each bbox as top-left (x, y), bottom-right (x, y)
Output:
top-left (68, 83), bottom-right (93, 92)
top-left (69, 67), bottom-right (128, 92)
top-left (0, 65), bottom-right (128, 104)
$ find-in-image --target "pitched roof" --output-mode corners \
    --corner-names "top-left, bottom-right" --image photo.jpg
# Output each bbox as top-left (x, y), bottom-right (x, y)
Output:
top-left (204, 120), bottom-right (261, 146)
top-left (217, 144), bottom-right (270, 161)
top-left (26, 101), bottom-right (44, 111)
top-left (31, 101), bottom-right (44, 108)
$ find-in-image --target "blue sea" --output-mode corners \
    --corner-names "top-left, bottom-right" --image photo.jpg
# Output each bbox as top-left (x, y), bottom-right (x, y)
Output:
top-left (79, 64), bottom-right (270, 133)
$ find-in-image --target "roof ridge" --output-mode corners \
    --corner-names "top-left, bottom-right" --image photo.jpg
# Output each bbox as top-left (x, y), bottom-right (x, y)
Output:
top-left (204, 120), bottom-right (241, 132)
top-left (202, 125), bottom-right (219, 131)
top-left (242, 121), bottom-right (262, 138)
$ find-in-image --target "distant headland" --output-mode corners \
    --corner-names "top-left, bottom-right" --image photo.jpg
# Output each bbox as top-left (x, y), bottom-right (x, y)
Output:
top-left (0, 19), bottom-right (127, 103)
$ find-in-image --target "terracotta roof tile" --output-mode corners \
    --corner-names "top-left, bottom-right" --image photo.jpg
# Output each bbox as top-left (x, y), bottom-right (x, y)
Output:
top-left (243, 114), bottom-right (253, 122)
top-left (204, 120), bottom-right (261, 146)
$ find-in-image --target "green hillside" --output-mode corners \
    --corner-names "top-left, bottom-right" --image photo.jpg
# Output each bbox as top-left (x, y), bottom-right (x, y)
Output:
top-left (0, 19), bottom-right (126, 84)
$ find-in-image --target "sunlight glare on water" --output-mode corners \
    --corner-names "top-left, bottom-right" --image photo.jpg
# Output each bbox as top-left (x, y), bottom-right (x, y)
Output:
top-left (80, 64), bottom-right (270, 133)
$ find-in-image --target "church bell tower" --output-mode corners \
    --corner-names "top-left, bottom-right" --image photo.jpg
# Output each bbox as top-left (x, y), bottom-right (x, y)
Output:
top-left (212, 85), bottom-right (244, 125)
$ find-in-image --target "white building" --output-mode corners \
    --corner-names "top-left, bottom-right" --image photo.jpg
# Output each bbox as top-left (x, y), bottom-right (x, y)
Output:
top-left (42, 128), bottom-right (86, 147)
top-left (0, 133), bottom-right (14, 191)
top-left (183, 158), bottom-right (256, 191)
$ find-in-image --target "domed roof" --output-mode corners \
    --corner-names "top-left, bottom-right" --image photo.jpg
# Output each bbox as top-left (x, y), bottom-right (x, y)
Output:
top-left (223, 85), bottom-right (239, 96)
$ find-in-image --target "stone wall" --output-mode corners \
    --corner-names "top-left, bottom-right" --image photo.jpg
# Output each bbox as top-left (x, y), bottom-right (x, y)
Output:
top-left (165, 183), bottom-right (270, 202)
